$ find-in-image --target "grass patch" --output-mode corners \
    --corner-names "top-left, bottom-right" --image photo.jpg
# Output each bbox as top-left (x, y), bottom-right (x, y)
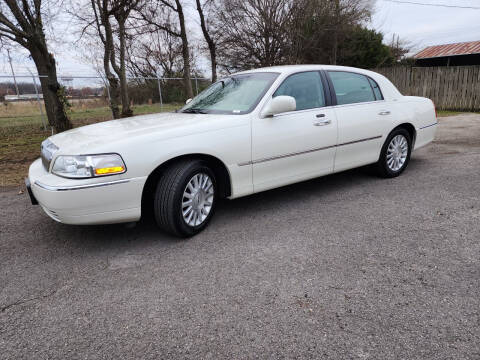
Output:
top-left (436, 110), bottom-right (480, 117)
top-left (0, 103), bottom-right (181, 187)
top-left (0, 101), bottom-right (180, 127)
top-left (437, 110), bottom-right (463, 117)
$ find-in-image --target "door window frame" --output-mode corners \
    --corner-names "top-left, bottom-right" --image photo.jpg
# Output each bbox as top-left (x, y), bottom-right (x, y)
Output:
top-left (270, 70), bottom-right (334, 113)
top-left (323, 70), bottom-right (385, 106)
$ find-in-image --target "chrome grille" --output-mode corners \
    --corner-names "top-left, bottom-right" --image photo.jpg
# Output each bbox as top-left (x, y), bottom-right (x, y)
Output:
top-left (40, 139), bottom-right (58, 171)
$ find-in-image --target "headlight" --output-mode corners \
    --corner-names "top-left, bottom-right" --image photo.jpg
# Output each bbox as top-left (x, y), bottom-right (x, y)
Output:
top-left (52, 154), bottom-right (126, 178)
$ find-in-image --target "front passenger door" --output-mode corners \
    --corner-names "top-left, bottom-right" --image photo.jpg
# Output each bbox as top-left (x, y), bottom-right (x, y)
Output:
top-left (252, 71), bottom-right (338, 192)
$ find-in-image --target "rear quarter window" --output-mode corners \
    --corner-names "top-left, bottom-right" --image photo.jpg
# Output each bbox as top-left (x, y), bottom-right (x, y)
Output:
top-left (368, 77), bottom-right (384, 100)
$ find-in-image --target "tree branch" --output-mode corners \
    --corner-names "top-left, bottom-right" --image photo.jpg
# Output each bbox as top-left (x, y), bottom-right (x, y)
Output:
top-left (135, 10), bottom-right (181, 37)
top-left (0, 29), bottom-right (26, 46)
top-left (0, 11), bottom-right (27, 38)
top-left (159, 0), bottom-right (178, 12)
top-left (21, 0), bottom-right (36, 25)
top-left (91, 0), bottom-right (106, 44)
top-left (4, 0), bottom-right (32, 34)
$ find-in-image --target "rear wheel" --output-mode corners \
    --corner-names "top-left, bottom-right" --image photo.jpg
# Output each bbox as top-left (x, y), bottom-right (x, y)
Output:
top-left (154, 160), bottom-right (216, 237)
top-left (375, 128), bottom-right (412, 178)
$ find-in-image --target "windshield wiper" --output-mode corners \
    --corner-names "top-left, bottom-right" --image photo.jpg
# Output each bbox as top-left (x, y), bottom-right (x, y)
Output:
top-left (182, 108), bottom-right (207, 114)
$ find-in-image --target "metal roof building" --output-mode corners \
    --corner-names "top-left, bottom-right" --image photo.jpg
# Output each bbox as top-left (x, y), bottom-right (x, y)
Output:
top-left (414, 40), bottom-right (480, 67)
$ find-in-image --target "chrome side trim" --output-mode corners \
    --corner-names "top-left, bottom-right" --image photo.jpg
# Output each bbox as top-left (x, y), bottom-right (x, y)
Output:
top-left (34, 179), bottom-right (130, 191)
top-left (238, 135), bottom-right (382, 166)
top-left (330, 100), bottom-right (386, 109)
top-left (251, 144), bottom-right (336, 165)
top-left (419, 122), bottom-right (437, 130)
top-left (237, 160), bottom-right (253, 167)
top-left (337, 135), bottom-right (382, 147)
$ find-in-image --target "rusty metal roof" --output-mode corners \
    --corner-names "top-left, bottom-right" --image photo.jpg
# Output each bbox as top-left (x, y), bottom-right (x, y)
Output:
top-left (414, 41), bottom-right (480, 59)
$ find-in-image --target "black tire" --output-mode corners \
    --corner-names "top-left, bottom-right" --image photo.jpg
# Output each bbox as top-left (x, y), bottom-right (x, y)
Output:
top-left (154, 160), bottom-right (217, 237)
top-left (375, 128), bottom-right (412, 178)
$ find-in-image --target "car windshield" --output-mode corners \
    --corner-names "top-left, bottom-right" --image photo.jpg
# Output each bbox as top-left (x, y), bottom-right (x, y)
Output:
top-left (181, 72), bottom-right (279, 115)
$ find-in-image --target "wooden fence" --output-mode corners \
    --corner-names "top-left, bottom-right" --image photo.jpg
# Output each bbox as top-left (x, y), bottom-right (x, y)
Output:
top-left (375, 66), bottom-right (480, 111)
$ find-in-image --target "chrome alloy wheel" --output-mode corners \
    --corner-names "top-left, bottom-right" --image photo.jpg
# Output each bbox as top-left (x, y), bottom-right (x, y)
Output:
top-left (182, 173), bottom-right (214, 227)
top-left (386, 134), bottom-right (408, 172)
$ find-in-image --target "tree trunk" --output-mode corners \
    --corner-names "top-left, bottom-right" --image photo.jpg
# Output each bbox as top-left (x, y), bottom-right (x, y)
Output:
top-left (117, 20), bottom-right (133, 117)
top-left (195, 0), bottom-right (217, 83)
top-left (103, 46), bottom-right (121, 119)
top-left (107, 75), bottom-right (121, 119)
top-left (332, 0), bottom-right (340, 65)
top-left (30, 49), bottom-right (72, 133)
top-left (210, 46), bottom-right (217, 83)
top-left (102, 8), bottom-right (121, 119)
top-left (332, 31), bottom-right (338, 65)
top-left (176, 0), bottom-right (194, 99)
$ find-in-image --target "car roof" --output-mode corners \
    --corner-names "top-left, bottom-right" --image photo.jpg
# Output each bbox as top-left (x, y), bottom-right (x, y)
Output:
top-left (235, 64), bottom-right (379, 78)
top-left (234, 65), bottom-right (403, 100)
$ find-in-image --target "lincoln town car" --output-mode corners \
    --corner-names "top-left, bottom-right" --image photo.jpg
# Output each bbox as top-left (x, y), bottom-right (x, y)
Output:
top-left (26, 65), bottom-right (437, 237)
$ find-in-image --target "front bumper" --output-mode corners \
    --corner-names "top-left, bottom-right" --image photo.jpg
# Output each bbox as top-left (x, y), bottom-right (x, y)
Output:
top-left (27, 158), bottom-right (147, 225)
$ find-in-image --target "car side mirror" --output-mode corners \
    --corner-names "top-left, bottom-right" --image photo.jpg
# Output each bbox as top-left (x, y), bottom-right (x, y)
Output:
top-left (262, 96), bottom-right (296, 117)
top-left (186, 98), bottom-right (192, 105)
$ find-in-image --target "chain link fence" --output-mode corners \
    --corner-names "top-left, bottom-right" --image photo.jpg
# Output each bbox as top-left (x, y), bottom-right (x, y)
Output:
top-left (0, 75), bottom-right (211, 131)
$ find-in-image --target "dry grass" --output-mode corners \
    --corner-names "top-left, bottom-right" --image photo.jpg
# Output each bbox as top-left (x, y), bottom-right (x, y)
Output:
top-left (0, 102), bottom-right (181, 187)
top-left (436, 110), bottom-right (463, 117)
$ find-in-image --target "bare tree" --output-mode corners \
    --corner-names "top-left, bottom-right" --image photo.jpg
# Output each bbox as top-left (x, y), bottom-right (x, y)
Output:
top-left (388, 33), bottom-right (411, 63)
top-left (195, 0), bottom-right (217, 82)
top-left (89, 0), bottom-right (121, 118)
top-left (89, 0), bottom-right (140, 118)
top-left (215, 0), bottom-right (292, 72)
top-left (126, 29), bottom-right (184, 78)
top-left (138, 0), bottom-right (194, 99)
top-left (124, 28), bottom-right (203, 104)
top-left (0, 0), bottom-right (72, 132)
top-left (111, 0), bottom-right (141, 117)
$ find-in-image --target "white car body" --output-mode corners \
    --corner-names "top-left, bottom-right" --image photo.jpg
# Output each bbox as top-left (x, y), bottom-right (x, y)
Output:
top-left (27, 65), bottom-right (437, 225)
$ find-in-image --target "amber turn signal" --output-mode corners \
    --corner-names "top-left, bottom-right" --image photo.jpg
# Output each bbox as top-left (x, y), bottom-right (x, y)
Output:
top-left (95, 166), bottom-right (125, 175)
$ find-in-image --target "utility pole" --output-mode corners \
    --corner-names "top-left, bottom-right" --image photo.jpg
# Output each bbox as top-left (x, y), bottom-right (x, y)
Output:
top-left (332, 0), bottom-right (340, 65)
top-left (27, 67), bottom-right (47, 131)
top-left (7, 49), bottom-right (20, 96)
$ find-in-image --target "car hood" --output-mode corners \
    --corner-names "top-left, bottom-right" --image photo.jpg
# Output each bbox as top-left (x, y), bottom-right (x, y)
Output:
top-left (48, 111), bottom-right (226, 154)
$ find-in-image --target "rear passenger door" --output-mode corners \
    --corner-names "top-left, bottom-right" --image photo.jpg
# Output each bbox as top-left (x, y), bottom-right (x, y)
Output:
top-left (326, 71), bottom-right (389, 172)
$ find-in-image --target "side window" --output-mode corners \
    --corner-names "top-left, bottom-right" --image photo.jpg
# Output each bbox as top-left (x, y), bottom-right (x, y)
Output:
top-left (368, 77), bottom-right (383, 100)
top-left (273, 72), bottom-right (325, 111)
top-left (328, 71), bottom-right (376, 105)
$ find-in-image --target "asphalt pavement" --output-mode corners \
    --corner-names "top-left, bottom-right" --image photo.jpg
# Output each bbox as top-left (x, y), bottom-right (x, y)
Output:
top-left (1, 114), bottom-right (479, 359)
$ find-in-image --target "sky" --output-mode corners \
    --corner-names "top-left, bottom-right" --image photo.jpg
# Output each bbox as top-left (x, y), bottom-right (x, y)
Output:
top-left (1, 0), bottom-right (480, 81)
top-left (370, 0), bottom-right (480, 53)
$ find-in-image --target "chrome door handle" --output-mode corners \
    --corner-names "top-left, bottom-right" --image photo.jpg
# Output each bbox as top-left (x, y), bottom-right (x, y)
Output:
top-left (313, 119), bottom-right (331, 126)
top-left (379, 110), bottom-right (391, 115)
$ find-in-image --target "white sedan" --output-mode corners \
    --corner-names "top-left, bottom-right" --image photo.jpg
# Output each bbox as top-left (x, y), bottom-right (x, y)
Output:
top-left (26, 65), bottom-right (437, 237)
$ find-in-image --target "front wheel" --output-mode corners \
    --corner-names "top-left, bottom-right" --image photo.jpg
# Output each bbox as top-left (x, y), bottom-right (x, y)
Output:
top-left (375, 128), bottom-right (412, 178)
top-left (154, 160), bottom-right (216, 237)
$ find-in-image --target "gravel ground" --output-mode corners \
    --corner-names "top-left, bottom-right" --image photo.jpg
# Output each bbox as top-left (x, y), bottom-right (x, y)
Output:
top-left (1, 114), bottom-right (479, 359)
